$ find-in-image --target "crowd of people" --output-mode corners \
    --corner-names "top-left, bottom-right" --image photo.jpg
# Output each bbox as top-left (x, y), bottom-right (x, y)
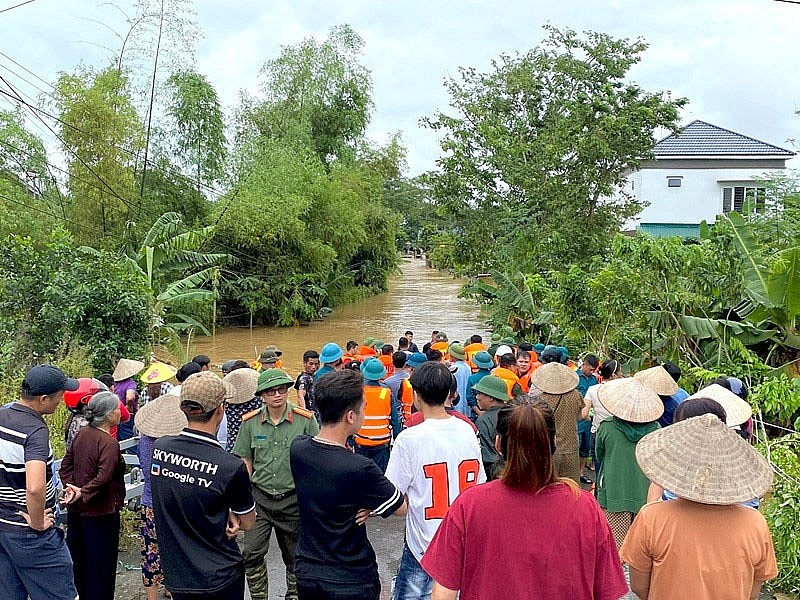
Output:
top-left (0, 329), bottom-right (779, 600)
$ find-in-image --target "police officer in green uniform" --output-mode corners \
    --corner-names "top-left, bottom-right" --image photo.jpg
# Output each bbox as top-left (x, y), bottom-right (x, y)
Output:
top-left (233, 368), bottom-right (319, 600)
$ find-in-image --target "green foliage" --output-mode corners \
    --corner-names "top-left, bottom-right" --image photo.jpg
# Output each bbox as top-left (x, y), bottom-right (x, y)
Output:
top-left (53, 66), bottom-right (144, 247)
top-left (751, 376), bottom-right (800, 425)
top-left (759, 434), bottom-right (800, 595)
top-left (423, 25), bottom-right (686, 273)
top-left (0, 230), bottom-right (151, 375)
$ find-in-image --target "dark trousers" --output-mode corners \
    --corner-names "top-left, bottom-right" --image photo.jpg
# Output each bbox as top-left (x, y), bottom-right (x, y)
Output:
top-left (354, 443), bottom-right (390, 473)
top-left (66, 511), bottom-right (120, 600)
top-left (0, 526), bottom-right (76, 600)
top-left (298, 578), bottom-right (381, 600)
top-left (171, 569), bottom-right (245, 600)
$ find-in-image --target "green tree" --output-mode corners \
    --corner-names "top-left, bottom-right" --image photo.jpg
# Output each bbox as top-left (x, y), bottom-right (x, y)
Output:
top-left (424, 26), bottom-right (687, 273)
top-left (166, 69), bottom-right (227, 189)
top-left (53, 66), bottom-right (143, 247)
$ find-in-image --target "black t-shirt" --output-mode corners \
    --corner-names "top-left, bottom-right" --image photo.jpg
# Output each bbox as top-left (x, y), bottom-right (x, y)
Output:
top-left (151, 429), bottom-right (255, 594)
top-left (290, 435), bottom-right (403, 584)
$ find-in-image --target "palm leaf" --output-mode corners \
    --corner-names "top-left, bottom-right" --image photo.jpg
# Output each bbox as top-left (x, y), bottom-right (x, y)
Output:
top-left (723, 212), bottom-right (772, 306)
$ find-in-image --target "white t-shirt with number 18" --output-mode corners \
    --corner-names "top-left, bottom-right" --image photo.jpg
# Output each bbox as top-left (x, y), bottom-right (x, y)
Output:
top-left (385, 415), bottom-right (486, 562)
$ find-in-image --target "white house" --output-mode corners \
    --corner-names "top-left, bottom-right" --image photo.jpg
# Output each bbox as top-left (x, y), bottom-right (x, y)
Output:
top-left (625, 120), bottom-right (795, 237)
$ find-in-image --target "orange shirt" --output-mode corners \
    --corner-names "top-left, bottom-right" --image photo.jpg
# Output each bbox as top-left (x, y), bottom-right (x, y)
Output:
top-left (621, 499), bottom-right (777, 600)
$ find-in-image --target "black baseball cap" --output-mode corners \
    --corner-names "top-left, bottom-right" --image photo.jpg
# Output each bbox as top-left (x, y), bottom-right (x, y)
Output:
top-left (22, 365), bottom-right (79, 396)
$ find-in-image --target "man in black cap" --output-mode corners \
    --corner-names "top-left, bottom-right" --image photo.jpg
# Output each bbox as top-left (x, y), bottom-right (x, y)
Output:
top-left (0, 364), bottom-right (79, 600)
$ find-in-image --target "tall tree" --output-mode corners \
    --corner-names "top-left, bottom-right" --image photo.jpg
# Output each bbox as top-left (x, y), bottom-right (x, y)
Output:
top-left (424, 26), bottom-right (687, 273)
top-left (166, 70), bottom-right (227, 189)
top-left (53, 66), bottom-right (143, 247)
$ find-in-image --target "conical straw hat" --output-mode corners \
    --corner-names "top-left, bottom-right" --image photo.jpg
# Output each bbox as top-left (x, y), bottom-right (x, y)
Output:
top-left (113, 358), bottom-right (144, 382)
top-left (634, 366), bottom-right (679, 396)
top-left (530, 362), bottom-right (579, 395)
top-left (140, 361), bottom-right (178, 384)
top-left (635, 413), bottom-right (773, 504)
top-left (688, 384), bottom-right (752, 427)
top-left (597, 377), bottom-right (664, 423)
top-left (134, 392), bottom-right (187, 438)
top-left (223, 368), bottom-right (259, 405)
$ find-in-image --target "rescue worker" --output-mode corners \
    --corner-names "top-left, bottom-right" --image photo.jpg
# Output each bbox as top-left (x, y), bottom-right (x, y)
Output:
top-left (354, 358), bottom-right (397, 472)
top-left (398, 352), bottom-right (427, 427)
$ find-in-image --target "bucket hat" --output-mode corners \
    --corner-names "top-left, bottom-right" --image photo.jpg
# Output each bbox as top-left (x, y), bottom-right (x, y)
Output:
top-left (221, 359), bottom-right (238, 375)
top-left (530, 362), bottom-right (579, 395)
top-left (319, 342), bottom-right (344, 364)
top-left (634, 366), bottom-right (679, 396)
top-left (180, 372), bottom-right (234, 412)
top-left (473, 375), bottom-right (510, 402)
top-left (491, 333), bottom-right (501, 343)
top-left (597, 378), bottom-right (664, 423)
top-left (134, 392), bottom-right (187, 437)
top-left (255, 368), bottom-right (294, 394)
top-left (473, 351), bottom-right (494, 370)
top-left (407, 352), bottom-right (427, 369)
top-left (113, 358), bottom-right (145, 382)
top-left (263, 344), bottom-right (283, 357)
top-left (223, 368), bottom-right (259, 405)
top-left (499, 336), bottom-right (516, 346)
top-left (363, 337), bottom-right (375, 347)
top-left (361, 358), bottom-right (386, 381)
top-left (495, 344), bottom-right (514, 358)
top-left (140, 361), bottom-right (177, 385)
top-left (533, 343), bottom-right (545, 354)
top-left (635, 413), bottom-right (773, 504)
top-left (435, 332), bottom-right (449, 342)
top-left (687, 384), bottom-right (752, 427)
top-left (448, 342), bottom-right (466, 361)
top-left (372, 340), bottom-right (385, 350)
top-left (259, 350), bottom-right (280, 365)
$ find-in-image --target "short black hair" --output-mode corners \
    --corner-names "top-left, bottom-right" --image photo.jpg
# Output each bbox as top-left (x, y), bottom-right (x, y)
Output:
top-left (674, 397), bottom-right (726, 424)
top-left (662, 362), bottom-right (681, 382)
top-left (303, 350), bottom-right (320, 363)
top-left (346, 341), bottom-right (359, 351)
top-left (405, 330), bottom-right (413, 336)
top-left (381, 344), bottom-right (393, 355)
top-left (409, 362), bottom-right (451, 407)
top-left (711, 376), bottom-right (731, 390)
top-left (229, 360), bottom-right (251, 372)
top-left (191, 354), bottom-right (211, 367)
top-left (517, 341), bottom-right (533, 352)
top-left (176, 361), bottom-right (202, 383)
top-left (97, 374), bottom-right (114, 389)
top-left (584, 354), bottom-right (599, 368)
top-left (431, 330), bottom-right (439, 336)
top-left (315, 369), bottom-right (364, 425)
top-left (470, 334), bottom-right (483, 344)
top-left (398, 337), bottom-right (410, 349)
top-left (499, 353), bottom-right (517, 368)
top-left (392, 351), bottom-right (408, 369)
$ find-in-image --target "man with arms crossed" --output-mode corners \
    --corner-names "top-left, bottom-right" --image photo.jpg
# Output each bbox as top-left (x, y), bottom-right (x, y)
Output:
top-left (290, 369), bottom-right (406, 600)
top-left (150, 372), bottom-right (256, 600)
top-left (386, 361), bottom-right (486, 599)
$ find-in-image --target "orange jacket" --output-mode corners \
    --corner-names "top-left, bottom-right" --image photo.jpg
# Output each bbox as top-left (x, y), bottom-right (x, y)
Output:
top-left (377, 354), bottom-right (395, 378)
top-left (430, 341), bottom-right (449, 355)
top-left (358, 346), bottom-right (377, 357)
top-left (491, 367), bottom-right (521, 398)
top-left (464, 342), bottom-right (486, 372)
top-left (355, 386), bottom-right (392, 447)
top-left (399, 379), bottom-right (414, 427)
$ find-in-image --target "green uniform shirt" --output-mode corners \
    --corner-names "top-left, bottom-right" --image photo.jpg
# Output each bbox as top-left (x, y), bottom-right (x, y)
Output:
top-left (233, 402), bottom-right (319, 495)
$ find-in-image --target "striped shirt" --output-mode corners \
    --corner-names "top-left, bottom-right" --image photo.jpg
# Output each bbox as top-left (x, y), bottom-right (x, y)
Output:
top-left (0, 403), bottom-right (56, 531)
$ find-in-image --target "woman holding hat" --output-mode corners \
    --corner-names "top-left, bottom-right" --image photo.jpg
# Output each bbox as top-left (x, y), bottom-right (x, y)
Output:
top-left (223, 367), bottom-right (261, 452)
top-left (620, 415), bottom-right (777, 600)
top-left (530, 362), bottom-right (583, 483)
top-left (134, 391), bottom-right (188, 600)
top-left (60, 391), bottom-right (126, 600)
top-left (595, 378), bottom-right (663, 549)
top-left (113, 358), bottom-right (144, 441)
top-left (421, 399), bottom-right (628, 600)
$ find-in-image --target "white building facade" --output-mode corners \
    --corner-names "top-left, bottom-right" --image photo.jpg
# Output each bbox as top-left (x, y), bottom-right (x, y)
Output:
top-left (626, 121), bottom-right (794, 237)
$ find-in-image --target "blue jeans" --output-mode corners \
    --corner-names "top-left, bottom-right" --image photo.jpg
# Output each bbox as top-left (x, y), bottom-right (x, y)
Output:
top-left (0, 526), bottom-right (77, 600)
top-left (392, 542), bottom-right (433, 600)
top-left (354, 443), bottom-right (390, 473)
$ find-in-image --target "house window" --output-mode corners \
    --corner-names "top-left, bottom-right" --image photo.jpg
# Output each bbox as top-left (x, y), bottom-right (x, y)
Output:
top-left (722, 186), bottom-right (766, 213)
top-left (667, 177), bottom-right (682, 188)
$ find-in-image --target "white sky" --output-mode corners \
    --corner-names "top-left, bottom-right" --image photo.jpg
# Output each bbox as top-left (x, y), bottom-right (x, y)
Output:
top-left (2, 0), bottom-right (800, 176)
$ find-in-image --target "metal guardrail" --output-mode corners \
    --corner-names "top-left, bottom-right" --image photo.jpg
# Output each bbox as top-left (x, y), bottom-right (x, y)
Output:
top-left (54, 436), bottom-right (144, 507)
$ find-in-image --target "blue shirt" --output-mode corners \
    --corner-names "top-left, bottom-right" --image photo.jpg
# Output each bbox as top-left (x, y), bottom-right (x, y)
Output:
top-left (467, 369), bottom-right (491, 409)
top-left (658, 388), bottom-right (689, 427)
top-left (451, 361), bottom-right (472, 416)
top-left (576, 372), bottom-right (598, 398)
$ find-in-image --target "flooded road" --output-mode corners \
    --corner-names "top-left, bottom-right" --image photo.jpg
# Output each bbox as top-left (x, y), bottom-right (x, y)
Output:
top-left (190, 259), bottom-right (490, 375)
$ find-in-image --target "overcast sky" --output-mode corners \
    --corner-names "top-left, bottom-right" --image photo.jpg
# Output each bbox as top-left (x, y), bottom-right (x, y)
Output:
top-left (2, 0), bottom-right (800, 176)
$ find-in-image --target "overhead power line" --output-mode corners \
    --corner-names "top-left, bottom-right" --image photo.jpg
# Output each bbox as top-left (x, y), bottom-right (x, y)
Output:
top-left (0, 0), bottom-right (36, 14)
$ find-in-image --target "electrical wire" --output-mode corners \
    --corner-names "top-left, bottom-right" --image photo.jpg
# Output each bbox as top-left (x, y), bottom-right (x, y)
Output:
top-left (0, 0), bottom-right (36, 14)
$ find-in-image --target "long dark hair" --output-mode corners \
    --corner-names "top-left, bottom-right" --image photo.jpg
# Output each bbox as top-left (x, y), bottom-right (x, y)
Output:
top-left (497, 398), bottom-right (578, 495)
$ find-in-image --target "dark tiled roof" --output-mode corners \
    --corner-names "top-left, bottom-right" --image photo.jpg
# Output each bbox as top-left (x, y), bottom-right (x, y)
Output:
top-left (653, 120), bottom-right (794, 157)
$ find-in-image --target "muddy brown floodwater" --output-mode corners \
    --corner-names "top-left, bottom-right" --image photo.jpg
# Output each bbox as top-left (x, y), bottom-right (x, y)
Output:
top-left (189, 258), bottom-right (491, 375)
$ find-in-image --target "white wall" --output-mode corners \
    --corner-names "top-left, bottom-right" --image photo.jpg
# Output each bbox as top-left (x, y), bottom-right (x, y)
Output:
top-left (628, 165), bottom-right (785, 225)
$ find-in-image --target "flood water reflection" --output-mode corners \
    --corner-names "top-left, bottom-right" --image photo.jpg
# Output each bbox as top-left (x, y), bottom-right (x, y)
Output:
top-left (190, 259), bottom-right (490, 377)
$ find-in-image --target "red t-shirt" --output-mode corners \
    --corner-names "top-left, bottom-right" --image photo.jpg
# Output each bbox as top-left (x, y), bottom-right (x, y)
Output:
top-left (405, 408), bottom-right (478, 433)
top-left (421, 480), bottom-right (628, 600)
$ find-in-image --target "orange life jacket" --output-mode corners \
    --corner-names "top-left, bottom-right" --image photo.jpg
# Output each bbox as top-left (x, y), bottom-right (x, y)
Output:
top-left (430, 341), bottom-right (449, 355)
top-left (355, 386), bottom-right (392, 447)
top-left (518, 371), bottom-right (531, 393)
top-left (377, 354), bottom-right (395, 378)
top-left (399, 379), bottom-right (414, 426)
top-left (464, 342), bottom-right (486, 372)
top-left (358, 346), bottom-right (377, 357)
top-left (491, 367), bottom-right (520, 398)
